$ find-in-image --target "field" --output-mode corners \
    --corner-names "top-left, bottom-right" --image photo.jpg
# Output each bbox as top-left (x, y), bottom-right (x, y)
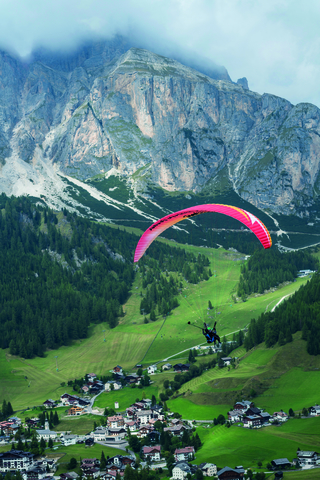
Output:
top-left (0, 238), bottom-right (311, 411)
top-left (193, 417), bottom-right (320, 470)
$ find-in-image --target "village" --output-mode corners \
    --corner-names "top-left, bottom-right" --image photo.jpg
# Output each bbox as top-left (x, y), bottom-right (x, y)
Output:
top-left (1, 363), bottom-right (320, 480)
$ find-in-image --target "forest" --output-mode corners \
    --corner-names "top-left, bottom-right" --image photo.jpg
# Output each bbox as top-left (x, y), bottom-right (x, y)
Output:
top-left (237, 248), bottom-right (318, 298)
top-left (0, 195), bottom-right (209, 358)
top-left (244, 271), bottom-right (320, 354)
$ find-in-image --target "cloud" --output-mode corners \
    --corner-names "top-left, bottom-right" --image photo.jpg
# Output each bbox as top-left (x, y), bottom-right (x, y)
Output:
top-left (1, 0), bottom-right (320, 106)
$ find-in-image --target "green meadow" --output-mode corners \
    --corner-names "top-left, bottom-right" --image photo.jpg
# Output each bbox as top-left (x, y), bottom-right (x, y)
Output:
top-left (193, 418), bottom-right (320, 470)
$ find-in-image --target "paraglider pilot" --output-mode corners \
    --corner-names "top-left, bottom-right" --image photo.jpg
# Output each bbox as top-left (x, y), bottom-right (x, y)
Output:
top-left (202, 322), bottom-right (221, 345)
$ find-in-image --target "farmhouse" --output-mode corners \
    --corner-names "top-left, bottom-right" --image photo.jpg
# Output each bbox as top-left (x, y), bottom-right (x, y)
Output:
top-left (113, 365), bottom-right (123, 374)
top-left (271, 458), bottom-right (291, 469)
top-left (243, 415), bottom-right (261, 428)
top-left (142, 446), bottom-right (161, 461)
top-left (220, 357), bottom-right (232, 366)
top-left (147, 365), bottom-right (157, 375)
top-left (0, 450), bottom-right (35, 472)
top-left (162, 363), bottom-right (172, 371)
top-left (234, 401), bottom-right (253, 411)
top-left (297, 451), bottom-right (318, 465)
top-left (105, 381), bottom-right (122, 391)
top-left (273, 411), bottom-right (288, 422)
top-left (43, 399), bottom-right (56, 409)
top-left (173, 364), bottom-right (190, 372)
top-left (217, 466), bottom-right (243, 479)
top-left (227, 410), bottom-right (243, 422)
top-left (310, 405), bottom-right (320, 416)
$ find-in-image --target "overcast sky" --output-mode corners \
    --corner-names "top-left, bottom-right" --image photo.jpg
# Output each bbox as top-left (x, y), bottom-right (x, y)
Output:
top-left (1, 0), bottom-right (320, 107)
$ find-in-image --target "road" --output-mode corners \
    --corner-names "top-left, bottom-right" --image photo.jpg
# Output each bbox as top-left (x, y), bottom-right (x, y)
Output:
top-left (271, 293), bottom-right (293, 312)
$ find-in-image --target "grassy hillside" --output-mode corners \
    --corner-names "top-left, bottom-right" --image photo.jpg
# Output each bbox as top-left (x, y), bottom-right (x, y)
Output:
top-left (0, 238), bottom-right (310, 410)
top-left (167, 332), bottom-right (320, 421)
top-left (194, 417), bottom-right (320, 470)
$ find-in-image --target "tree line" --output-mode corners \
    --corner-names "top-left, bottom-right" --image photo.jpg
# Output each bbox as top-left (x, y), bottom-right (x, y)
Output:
top-left (237, 248), bottom-right (318, 298)
top-left (244, 272), bottom-right (320, 354)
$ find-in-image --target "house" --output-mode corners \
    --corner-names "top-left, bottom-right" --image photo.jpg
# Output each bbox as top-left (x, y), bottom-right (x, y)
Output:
top-left (113, 365), bottom-right (123, 374)
top-left (0, 450), bottom-right (35, 472)
top-left (60, 474), bottom-right (79, 480)
top-left (108, 427), bottom-right (126, 437)
top-left (141, 398), bottom-right (152, 408)
top-left (174, 447), bottom-right (195, 462)
top-left (162, 363), bottom-right (172, 371)
top-left (92, 427), bottom-right (107, 442)
top-left (173, 364), bottom-right (190, 372)
top-left (137, 426), bottom-right (153, 438)
top-left (172, 462), bottom-right (191, 479)
top-left (108, 415), bottom-right (124, 428)
top-left (36, 428), bottom-right (58, 441)
top-left (60, 435), bottom-right (78, 446)
top-left (60, 393), bottom-right (79, 405)
top-left (81, 458), bottom-right (100, 471)
top-left (234, 400), bottom-right (253, 411)
top-left (142, 445), bottom-right (161, 461)
top-left (68, 406), bottom-right (85, 416)
top-left (43, 399), bottom-right (56, 409)
top-left (271, 458), bottom-right (291, 470)
top-left (85, 438), bottom-right (94, 447)
top-left (136, 410), bottom-right (153, 424)
top-left (81, 386), bottom-right (90, 393)
top-left (125, 421), bottom-right (138, 432)
top-left (227, 410), bottom-right (243, 423)
top-left (273, 411), bottom-right (288, 422)
top-left (297, 451), bottom-right (318, 465)
top-left (220, 357), bottom-right (232, 366)
top-left (217, 466), bottom-right (243, 479)
top-left (246, 407), bottom-right (261, 416)
top-left (199, 463), bottom-right (217, 476)
top-left (310, 405), bottom-right (320, 416)
top-left (105, 381), bottom-right (122, 392)
top-left (147, 365), bottom-right (157, 375)
top-left (243, 415), bottom-right (261, 428)
top-left (87, 373), bottom-right (97, 382)
top-left (164, 425), bottom-right (185, 436)
top-left (124, 374), bottom-right (141, 385)
top-left (259, 412), bottom-right (271, 424)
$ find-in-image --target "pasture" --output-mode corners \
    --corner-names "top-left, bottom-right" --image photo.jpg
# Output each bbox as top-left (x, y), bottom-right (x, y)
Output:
top-left (194, 418), bottom-right (320, 470)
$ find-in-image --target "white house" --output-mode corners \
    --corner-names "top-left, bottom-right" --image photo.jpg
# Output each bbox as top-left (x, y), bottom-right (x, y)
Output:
top-left (148, 365), bottom-right (157, 375)
top-left (174, 447), bottom-right (195, 462)
top-left (142, 446), bottom-right (161, 461)
top-left (0, 451), bottom-right (35, 472)
top-left (92, 427), bottom-right (107, 442)
top-left (273, 411), bottom-right (288, 422)
top-left (172, 462), bottom-right (191, 479)
top-left (36, 428), bottom-right (58, 441)
top-left (136, 410), bottom-right (153, 424)
top-left (60, 434), bottom-right (78, 446)
top-left (310, 405), bottom-right (320, 416)
top-left (227, 410), bottom-right (243, 422)
top-left (297, 451), bottom-right (318, 466)
top-left (199, 463), bottom-right (217, 477)
top-left (221, 357), bottom-right (232, 366)
top-left (105, 381), bottom-right (122, 392)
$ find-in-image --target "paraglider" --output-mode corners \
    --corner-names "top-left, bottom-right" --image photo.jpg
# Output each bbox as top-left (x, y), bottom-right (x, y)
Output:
top-left (134, 204), bottom-right (272, 262)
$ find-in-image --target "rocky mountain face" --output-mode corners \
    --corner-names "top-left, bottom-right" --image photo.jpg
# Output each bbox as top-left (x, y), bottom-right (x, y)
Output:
top-left (1, 38), bottom-right (320, 220)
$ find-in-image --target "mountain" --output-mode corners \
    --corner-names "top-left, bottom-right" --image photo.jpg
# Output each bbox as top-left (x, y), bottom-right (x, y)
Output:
top-left (1, 38), bottom-right (320, 249)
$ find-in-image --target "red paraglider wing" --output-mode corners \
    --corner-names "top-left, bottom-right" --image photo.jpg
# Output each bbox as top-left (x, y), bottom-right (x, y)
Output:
top-left (134, 204), bottom-right (272, 262)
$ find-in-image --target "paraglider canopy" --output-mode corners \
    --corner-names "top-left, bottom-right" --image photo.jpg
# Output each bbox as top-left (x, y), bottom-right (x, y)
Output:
top-left (134, 204), bottom-right (272, 262)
